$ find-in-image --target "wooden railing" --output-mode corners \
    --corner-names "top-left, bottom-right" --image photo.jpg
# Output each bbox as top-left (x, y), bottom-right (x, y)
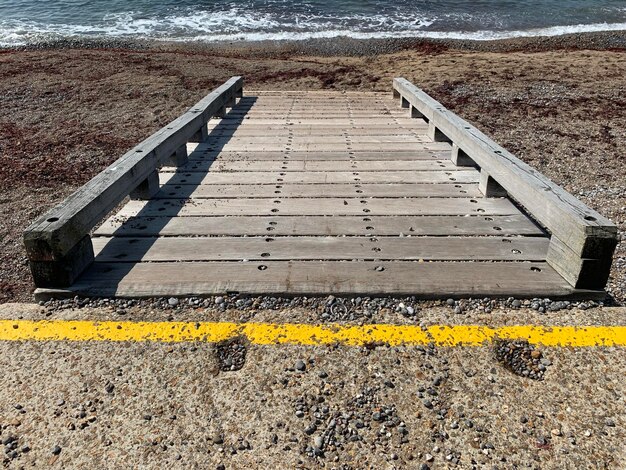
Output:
top-left (24, 76), bottom-right (244, 288)
top-left (393, 77), bottom-right (617, 290)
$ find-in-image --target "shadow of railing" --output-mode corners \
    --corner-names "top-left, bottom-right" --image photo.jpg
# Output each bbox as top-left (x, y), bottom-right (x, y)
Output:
top-left (89, 96), bottom-right (259, 294)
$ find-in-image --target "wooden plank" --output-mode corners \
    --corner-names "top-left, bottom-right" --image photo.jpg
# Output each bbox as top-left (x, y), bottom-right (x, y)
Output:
top-left (112, 197), bottom-right (520, 217)
top-left (61, 261), bottom-right (575, 297)
top-left (187, 150), bottom-right (448, 162)
top-left (546, 236), bottom-right (614, 289)
top-left (235, 109), bottom-right (399, 113)
top-left (94, 214), bottom-right (544, 237)
top-left (207, 124), bottom-right (427, 131)
top-left (23, 76), bottom-right (244, 265)
top-left (217, 118), bottom-right (423, 126)
top-left (91, 236), bottom-right (550, 262)
top-left (201, 135), bottom-right (429, 143)
top-left (153, 183), bottom-right (481, 199)
top-left (204, 143), bottom-right (447, 152)
top-left (205, 128), bottom-right (428, 136)
top-left (162, 160), bottom-right (460, 173)
top-left (160, 170), bottom-right (478, 185)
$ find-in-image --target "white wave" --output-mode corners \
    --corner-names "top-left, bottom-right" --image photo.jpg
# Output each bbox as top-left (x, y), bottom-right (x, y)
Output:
top-left (0, 8), bottom-right (625, 47)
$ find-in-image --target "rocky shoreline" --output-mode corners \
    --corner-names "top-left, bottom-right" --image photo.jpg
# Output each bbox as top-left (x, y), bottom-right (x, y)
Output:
top-left (2, 30), bottom-right (626, 56)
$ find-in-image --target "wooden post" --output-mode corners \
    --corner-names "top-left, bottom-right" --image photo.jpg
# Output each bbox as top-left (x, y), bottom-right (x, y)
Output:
top-left (451, 144), bottom-right (475, 167)
top-left (428, 122), bottom-right (452, 143)
top-left (411, 105), bottom-right (428, 121)
top-left (215, 105), bottom-right (227, 118)
top-left (547, 236), bottom-right (616, 289)
top-left (479, 170), bottom-right (507, 197)
top-left (28, 236), bottom-right (94, 288)
top-left (130, 170), bottom-right (160, 200)
top-left (190, 123), bottom-right (208, 143)
top-left (169, 144), bottom-right (188, 167)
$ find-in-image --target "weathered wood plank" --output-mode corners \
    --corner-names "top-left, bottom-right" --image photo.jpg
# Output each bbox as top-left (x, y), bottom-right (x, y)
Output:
top-left (94, 214), bottom-right (544, 237)
top-left (217, 118), bottom-right (424, 126)
top-left (187, 150), bottom-right (448, 162)
top-left (200, 135), bottom-right (429, 143)
top-left (92, 236), bottom-right (550, 262)
top-left (160, 170), bottom-right (478, 185)
top-left (202, 143), bottom-right (444, 152)
top-left (58, 261), bottom-right (576, 298)
top-left (153, 183), bottom-right (480, 199)
top-left (112, 197), bottom-right (520, 217)
top-left (162, 160), bottom-right (460, 173)
top-left (205, 128), bottom-right (428, 136)
top-left (546, 236), bottom-right (615, 289)
top-left (206, 125), bottom-right (428, 132)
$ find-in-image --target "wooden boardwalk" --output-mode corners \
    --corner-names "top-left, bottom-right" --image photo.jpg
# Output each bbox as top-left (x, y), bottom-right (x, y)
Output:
top-left (25, 79), bottom-right (618, 299)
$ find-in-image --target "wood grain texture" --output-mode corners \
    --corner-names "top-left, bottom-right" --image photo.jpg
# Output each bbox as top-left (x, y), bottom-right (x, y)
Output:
top-left (186, 150), bottom-right (449, 162)
top-left (91, 236), bottom-right (550, 262)
top-left (161, 159), bottom-right (460, 173)
top-left (393, 77), bottom-right (617, 290)
top-left (159, 170), bottom-right (478, 185)
top-left (57, 261), bottom-right (576, 298)
top-left (94, 214), bottom-right (544, 238)
top-left (113, 197), bottom-right (519, 217)
top-left (29, 87), bottom-right (602, 297)
top-left (152, 183), bottom-right (481, 199)
top-left (393, 78), bottom-right (617, 258)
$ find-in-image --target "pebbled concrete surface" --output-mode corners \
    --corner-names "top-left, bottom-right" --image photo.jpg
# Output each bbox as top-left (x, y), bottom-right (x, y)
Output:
top-left (0, 304), bottom-right (624, 469)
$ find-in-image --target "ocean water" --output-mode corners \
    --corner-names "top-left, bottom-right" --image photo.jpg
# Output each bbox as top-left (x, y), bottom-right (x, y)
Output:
top-left (0, 0), bottom-right (625, 46)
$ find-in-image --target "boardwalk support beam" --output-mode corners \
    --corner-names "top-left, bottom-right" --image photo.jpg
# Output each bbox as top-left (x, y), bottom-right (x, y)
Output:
top-left (23, 76), bottom-right (244, 288)
top-left (479, 170), bottom-right (507, 197)
top-left (130, 170), bottom-right (160, 200)
top-left (169, 144), bottom-right (189, 167)
top-left (451, 143), bottom-right (475, 167)
top-left (394, 77), bottom-right (617, 290)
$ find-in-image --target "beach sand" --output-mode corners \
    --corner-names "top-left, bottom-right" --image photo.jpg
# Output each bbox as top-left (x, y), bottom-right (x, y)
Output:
top-left (0, 32), bottom-right (624, 303)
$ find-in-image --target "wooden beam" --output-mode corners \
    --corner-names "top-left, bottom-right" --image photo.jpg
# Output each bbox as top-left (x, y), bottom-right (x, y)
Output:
top-left (130, 170), bottom-right (160, 200)
top-left (393, 77), bottom-right (618, 289)
top-left (168, 144), bottom-right (188, 167)
top-left (428, 122), bottom-right (452, 143)
top-left (23, 76), bottom-right (244, 287)
top-left (479, 170), bottom-right (508, 197)
top-left (451, 143), bottom-right (476, 167)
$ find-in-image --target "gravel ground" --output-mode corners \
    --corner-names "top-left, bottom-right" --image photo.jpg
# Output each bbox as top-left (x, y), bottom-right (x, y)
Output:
top-left (1, 303), bottom-right (625, 468)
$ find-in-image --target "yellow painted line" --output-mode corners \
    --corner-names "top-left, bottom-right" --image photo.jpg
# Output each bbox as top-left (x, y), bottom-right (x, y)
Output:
top-left (0, 320), bottom-right (625, 347)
